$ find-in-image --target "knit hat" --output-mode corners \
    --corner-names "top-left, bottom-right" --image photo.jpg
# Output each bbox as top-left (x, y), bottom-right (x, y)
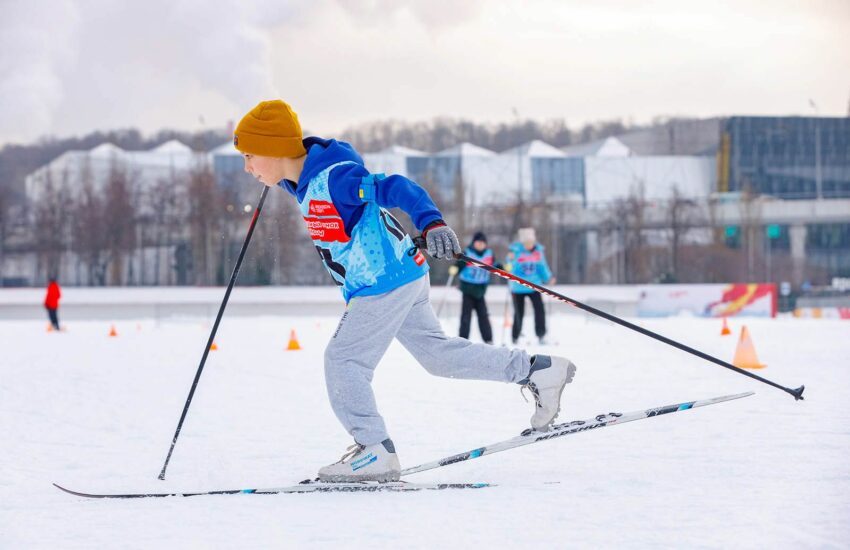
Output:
top-left (471, 231), bottom-right (487, 244)
top-left (518, 227), bottom-right (536, 242)
top-left (233, 100), bottom-right (307, 158)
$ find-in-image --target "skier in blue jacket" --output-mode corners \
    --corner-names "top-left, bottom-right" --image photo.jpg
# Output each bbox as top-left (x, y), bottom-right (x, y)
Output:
top-left (506, 227), bottom-right (554, 345)
top-left (449, 232), bottom-right (498, 344)
top-left (233, 100), bottom-right (576, 482)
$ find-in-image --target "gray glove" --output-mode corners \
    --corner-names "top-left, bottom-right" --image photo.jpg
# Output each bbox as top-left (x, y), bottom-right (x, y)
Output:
top-left (423, 221), bottom-right (462, 260)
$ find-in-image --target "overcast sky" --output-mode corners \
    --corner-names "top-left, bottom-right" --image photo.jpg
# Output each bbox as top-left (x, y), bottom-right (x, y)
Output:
top-left (1, 0), bottom-right (848, 148)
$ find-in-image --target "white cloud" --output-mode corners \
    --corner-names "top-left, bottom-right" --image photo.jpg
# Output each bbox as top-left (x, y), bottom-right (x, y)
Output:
top-left (0, 0), bottom-right (847, 147)
top-left (0, 0), bottom-right (304, 146)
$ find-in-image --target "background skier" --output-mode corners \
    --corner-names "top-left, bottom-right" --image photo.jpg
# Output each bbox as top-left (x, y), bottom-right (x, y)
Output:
top-left (506, 227), bottom-right (554, 345)
top-left (449, 231), bottom-right (498, 344)
top-left (44, 277), bottom-right (61, 331)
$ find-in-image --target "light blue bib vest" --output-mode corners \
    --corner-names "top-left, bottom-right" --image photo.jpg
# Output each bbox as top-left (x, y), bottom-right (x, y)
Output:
top-left (459, 247), bottom-right (494, 285)
top-left (298, 161), bottom-right (429, 302)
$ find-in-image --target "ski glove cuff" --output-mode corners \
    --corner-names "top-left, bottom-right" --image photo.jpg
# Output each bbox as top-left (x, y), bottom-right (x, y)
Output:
top-left (422, 220), bottom-right (462, 260)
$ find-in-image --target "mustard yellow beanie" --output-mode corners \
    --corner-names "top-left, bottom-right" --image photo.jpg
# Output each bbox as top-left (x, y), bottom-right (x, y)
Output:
top-left (233, 100), bottom-right (307, 158)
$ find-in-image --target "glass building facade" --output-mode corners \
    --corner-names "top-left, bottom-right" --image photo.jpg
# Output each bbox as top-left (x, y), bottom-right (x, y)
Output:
top-left (721, 116), bottom-right (850, 199)
top-left (405, 156), bottom-right (462, 200)
top-left (531, 158), bottom-right (585, 202)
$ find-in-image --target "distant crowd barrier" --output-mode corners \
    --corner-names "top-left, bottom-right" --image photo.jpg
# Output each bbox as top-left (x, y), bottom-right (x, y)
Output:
top-left (0, 283), bottom-right (788, 322)
top-left (0, 285), bottom-right (638, 321)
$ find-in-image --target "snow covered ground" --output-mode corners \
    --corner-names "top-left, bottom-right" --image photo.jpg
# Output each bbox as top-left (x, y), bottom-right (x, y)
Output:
top-left (2, 302), bottom-right (848, 548)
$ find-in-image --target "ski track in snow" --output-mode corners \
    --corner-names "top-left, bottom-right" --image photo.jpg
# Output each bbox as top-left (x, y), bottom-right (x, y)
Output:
top-left (2, 311), bottom-right (849, 549)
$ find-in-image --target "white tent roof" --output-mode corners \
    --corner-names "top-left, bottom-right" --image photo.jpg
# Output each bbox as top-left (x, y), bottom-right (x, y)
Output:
top-left (211, 141), bottom-right (239, 156)
top-left (376, 145), bottom-right (428, 157)
top-left (436, 142), bottom-right (496, 157)
top-left (150, 140), bottom-right (192, 154)
top-left (89, 143), bottom-right (125, 158)
top-left (501, 140), bottom-right (566, 158)
top-left (562, 136), bottom-right (631, 158)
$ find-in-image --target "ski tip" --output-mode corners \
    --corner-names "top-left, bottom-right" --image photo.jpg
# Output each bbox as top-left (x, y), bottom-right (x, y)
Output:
top-left (788, 385), bottom-right (805, 401)
top-left (53, 483), bottom-right (83, 497)
top-left (714, 391), bottom-right (755, 402)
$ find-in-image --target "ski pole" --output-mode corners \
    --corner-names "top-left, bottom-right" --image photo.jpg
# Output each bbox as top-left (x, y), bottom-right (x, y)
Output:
top-left (158, 185), bottom-right (270, 480)
top-left (500, 279), bottom-right (512, 346)
top-left (413, 237), bottom-right (804, 401)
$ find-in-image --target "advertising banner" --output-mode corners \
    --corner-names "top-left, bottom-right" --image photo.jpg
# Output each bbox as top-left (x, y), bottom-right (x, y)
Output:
top-left (638, 284), bottom-right (777, 318)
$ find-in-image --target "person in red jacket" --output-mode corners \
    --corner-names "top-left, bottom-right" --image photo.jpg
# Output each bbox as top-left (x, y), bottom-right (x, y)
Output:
top-left (44, 277), bottom-right (61, 331)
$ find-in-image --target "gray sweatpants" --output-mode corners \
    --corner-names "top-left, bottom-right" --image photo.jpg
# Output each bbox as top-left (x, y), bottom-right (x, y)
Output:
top-left (325, 274), bottom-right (531, 446)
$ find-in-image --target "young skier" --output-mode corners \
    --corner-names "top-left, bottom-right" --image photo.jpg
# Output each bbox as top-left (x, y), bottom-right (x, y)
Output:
top-left (44, 277), bottom-right (61, 331)
top-left (449, 231), bottom-right (497, 344)
top-left (506, 227), bottom-right (554, 345)
top-left (233, 100), bottom-right (577, 482)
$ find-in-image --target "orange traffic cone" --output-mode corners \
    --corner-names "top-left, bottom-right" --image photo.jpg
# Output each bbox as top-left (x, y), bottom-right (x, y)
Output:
top-left (210, 341), bottom-right (219, 351)
top-left (47, 323), bottom-right (54, 332)
top-left (286, 329), bottom-right (302, 351)
top-left (732, 326), bottom-right (765, 369)
top-left (720, 317), bottom-right (731, 336)
top-left (109, 325), bottom-right (118, 337)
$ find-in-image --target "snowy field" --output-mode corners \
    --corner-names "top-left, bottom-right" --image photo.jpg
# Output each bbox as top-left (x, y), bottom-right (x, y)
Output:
top-left (2, 304), bottom-right (849, 548)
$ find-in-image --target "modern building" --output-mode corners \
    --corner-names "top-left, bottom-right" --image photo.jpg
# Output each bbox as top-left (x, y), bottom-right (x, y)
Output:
top-left (14, 116), bottom-right (850, 287)
top-left (24, 140), bottom-right (206, 214)
top-left (718, 116), bottom-right (850, 200)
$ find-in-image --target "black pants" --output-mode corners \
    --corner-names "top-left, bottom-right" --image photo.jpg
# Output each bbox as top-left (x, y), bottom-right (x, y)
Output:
top-left (46, 307), bottom-right (60, 330)
top-left (512, 292), bottom-right (545, 342)
top-left (459, 293), bottom-right (493, 343)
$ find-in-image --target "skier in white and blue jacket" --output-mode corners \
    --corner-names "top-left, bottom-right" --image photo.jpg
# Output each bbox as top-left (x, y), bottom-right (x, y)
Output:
top-left (233, 100), bottom-right (576, 483)
top-left (506, 227), bottom-right (554, 345)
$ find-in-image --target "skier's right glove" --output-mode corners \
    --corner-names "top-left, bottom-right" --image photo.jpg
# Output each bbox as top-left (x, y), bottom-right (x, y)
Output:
top-left (421, 220), bottom-right (462, 260)
top-left (448, 265), bottom-right (459, 276)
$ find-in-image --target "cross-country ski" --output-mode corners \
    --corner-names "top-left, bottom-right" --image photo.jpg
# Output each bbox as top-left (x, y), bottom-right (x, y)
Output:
top-left (52, 481), bottom-right (491, 499)
top-left (402, 391), bottom-right (754, 476)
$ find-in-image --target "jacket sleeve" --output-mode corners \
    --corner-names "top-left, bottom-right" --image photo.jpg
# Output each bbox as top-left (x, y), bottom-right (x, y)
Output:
top-left (538, 250), bottom-right (553, 282)
top-left (328, 163), bottom-right (443, 231)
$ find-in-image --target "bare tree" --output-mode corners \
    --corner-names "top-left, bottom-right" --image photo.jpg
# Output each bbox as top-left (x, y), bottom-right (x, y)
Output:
top-left (666, 186), bottom-right (698, 281)
top-left (32, 166), bottom-right (73, 282)
top-left (71, 167), bottom-right (110, 285)
top-left (737, 183), bottom-right (763, 282)
top-left (146, 168), bottom-right (186, 285)
top-left (186, 160), bottom-right (222, 285)
top-left (0, 181), bottom-right (9, 285)
top-left (262, 188), bottom-right (306, 284)
top-left (101, 162), bottom-right (138, 284)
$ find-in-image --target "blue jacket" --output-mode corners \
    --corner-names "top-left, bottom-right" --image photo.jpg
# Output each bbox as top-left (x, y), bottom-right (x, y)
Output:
top-left (280, 137), bottom-right (443, 234)
top-left (458, 247), bottom-right (494, 286)
top-left (505, 242), bottom-right (552, 294)
top-left (280, 137), bottom-right (443, 301)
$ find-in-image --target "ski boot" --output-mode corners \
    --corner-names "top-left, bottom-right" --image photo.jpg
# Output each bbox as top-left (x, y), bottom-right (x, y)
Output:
top-left (318, 439), bottom-right (401, 482)
top-left (521, 355), bottom-right (577, 431)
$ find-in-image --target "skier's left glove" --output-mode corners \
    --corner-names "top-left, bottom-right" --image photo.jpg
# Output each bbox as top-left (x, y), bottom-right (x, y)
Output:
top-left (422, 220), bottom-right (462, 260)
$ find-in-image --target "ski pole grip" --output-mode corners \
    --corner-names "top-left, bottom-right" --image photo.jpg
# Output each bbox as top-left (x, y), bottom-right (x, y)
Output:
top-left (413, 235), bottom-right (462, 260)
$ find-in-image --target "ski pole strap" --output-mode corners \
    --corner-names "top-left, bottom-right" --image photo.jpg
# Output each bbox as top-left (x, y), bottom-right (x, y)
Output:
top-left (414, 235), bottom-right (804, 402)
